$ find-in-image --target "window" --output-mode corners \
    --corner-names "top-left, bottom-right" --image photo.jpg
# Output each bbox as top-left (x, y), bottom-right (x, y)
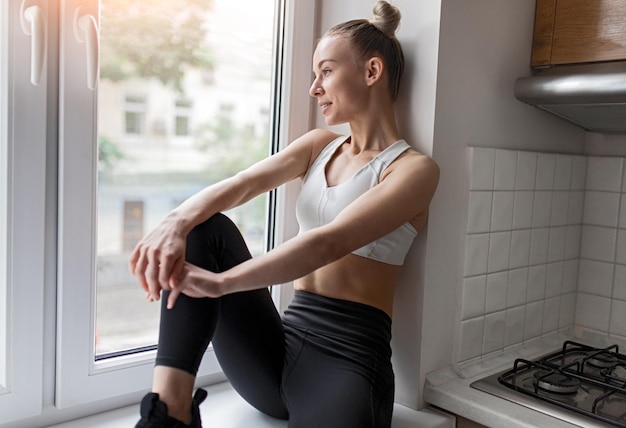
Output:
top-left (174, 99), bottom-right (192, 136)
top-left (124, 94), bottom-right (146, 135)
top-left (1, 0), bottom-right (316, 424)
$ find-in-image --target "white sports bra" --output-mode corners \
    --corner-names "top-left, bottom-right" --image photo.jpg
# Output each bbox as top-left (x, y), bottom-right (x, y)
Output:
top-left (295, 136), bottom-right (417, 266)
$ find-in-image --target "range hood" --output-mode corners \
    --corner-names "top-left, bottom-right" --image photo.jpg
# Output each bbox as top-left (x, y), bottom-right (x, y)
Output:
top-left (514, 61), bottom-right (626, 133)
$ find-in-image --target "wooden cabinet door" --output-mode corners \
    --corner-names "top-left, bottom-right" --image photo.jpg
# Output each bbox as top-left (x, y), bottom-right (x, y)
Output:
top-left (532, 0), bottom-right (626, 67)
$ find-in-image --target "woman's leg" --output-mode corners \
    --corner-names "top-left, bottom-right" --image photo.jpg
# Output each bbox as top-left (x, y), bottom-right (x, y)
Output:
top-left (139, 214), bottom-right (286, 425)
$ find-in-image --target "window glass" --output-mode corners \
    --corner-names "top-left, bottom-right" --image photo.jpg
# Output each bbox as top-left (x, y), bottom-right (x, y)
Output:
top-left (95, 0), bottom-right (276, 356)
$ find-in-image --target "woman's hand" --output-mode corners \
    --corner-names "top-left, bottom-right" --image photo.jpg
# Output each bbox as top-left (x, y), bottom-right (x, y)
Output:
top-left (166, 262), bottom-right (226, 309)
top-left (128, 213), bottom-right (188, 302)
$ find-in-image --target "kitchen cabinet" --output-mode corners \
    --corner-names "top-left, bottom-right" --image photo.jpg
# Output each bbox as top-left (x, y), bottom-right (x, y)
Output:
top-left (531, 0), bottom-right (626, 67)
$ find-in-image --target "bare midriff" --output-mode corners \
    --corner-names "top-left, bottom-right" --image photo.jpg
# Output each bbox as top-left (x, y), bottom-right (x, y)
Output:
top-left (294, 254), bottom-right (402, 318)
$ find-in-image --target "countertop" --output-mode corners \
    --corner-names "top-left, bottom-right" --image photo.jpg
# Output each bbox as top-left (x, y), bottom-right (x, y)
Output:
top-left (424, 331), bottom-right (625, 428)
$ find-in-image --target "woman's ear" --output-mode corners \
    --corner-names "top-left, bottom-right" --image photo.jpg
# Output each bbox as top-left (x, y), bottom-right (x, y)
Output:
top-left (365, 57), bottom-right (384, 87)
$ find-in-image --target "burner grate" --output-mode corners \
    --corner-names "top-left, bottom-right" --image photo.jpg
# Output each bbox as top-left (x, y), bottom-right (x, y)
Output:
top-left (492, 341), bottom-right (626, 427)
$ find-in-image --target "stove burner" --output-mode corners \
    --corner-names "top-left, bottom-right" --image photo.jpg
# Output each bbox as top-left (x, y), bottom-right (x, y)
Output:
top-left (533, 370), bottom-right (581, 394)
top-left (474, 341), bottom-right (626, 427)
top-left (589, 353), bottom-right (619, 369)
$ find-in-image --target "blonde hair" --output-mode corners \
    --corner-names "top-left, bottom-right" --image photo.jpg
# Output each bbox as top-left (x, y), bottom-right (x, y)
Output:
top-left (324, 1), bottom-right (404, 101)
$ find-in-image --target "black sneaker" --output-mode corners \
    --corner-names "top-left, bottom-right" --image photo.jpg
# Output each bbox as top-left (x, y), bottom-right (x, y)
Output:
top-left (135, 388), bottom-right (208, 428)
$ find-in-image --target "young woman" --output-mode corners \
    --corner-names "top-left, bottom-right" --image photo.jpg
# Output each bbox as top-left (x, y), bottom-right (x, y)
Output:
top-left (130, 2), bottom-right (439, 427)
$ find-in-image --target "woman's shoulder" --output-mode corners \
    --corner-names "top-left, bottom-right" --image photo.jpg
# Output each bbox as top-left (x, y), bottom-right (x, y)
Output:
top-left (300, 128), bottom-right (344, 149)
top-left (387, 144), bottom-right (440, 186)
top-left (290, 128), bottom-right (344, 162)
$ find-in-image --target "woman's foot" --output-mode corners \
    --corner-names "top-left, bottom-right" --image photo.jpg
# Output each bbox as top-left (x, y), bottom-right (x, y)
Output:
top-left (135, 388), bottom-right (207, 428)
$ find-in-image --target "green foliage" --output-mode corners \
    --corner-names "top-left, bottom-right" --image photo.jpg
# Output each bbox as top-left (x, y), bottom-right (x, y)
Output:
top-left (100, 0), bottom-right (214, 92)
top-left (194, 112), bottom-right (269, 181)
top-left (98, 136), bottom-right (125, 172)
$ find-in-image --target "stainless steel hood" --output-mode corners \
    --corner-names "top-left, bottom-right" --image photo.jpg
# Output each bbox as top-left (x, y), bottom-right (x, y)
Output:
top-left (514, 61), bottom-right (626, 133)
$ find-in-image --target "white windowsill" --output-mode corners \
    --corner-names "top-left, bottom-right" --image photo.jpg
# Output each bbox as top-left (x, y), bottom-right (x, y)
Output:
top-left (47, 381), bottom-right (454, 428)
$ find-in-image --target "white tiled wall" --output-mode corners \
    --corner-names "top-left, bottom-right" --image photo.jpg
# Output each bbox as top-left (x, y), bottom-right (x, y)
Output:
top-left (460, 148), bottom-right (626, 363)
top-left (578, 157), bottom-right (626, 336)
top-left (460, 148), bottom-right (584, 362)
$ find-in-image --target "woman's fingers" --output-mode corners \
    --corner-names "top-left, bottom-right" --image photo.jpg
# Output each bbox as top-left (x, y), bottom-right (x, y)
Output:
top-left (167, 283), bottom-right (184, 309)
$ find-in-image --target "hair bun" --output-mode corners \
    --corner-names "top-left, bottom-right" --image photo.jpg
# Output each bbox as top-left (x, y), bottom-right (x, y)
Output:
top-left (369, 1), bottom-right (401, 38)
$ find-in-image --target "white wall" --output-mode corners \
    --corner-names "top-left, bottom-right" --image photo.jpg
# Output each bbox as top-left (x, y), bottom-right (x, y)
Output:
top-left (316, 0), bottom-right (590, 410)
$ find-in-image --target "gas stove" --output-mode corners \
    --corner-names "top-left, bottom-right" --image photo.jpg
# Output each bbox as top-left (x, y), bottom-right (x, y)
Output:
top-left (471, 341), bottom-right (626, 427)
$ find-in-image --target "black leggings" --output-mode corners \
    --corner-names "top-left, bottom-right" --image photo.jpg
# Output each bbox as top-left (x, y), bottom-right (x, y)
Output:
top-left (155, 214), bottom-right (395, 428)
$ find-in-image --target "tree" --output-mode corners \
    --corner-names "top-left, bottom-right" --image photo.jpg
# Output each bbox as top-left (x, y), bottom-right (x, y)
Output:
top-left (99, 0), bottom-right (214, 92)
top-left (194, 111), bottom-right (269, 181)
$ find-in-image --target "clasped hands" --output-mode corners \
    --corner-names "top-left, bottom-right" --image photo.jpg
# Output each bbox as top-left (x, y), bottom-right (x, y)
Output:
top-left (128, 223), bottom-right (225, 309)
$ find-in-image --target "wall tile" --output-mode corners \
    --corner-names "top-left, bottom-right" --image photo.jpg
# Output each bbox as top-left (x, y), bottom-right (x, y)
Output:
top-left (483, 311), bottom-right (506, 354)
top-left (532, 191), bottom-right (552, 228)
top-left (610, 299), bottom-right (626, 337)
top-left (524, 301), bottom-right (544, 340)
top-left (494, 150), bottom-right (517, 190)
top-left (513, 191), bottom-right (534, 229)
top-left (570, 156), bottom-right (587, 190)
top-left (510, 229), bottom-right (531, 269)
top-left (548, 227), bottom-right (567, 262)
top-left (462, 275), bottom-right (486, 320)
top-left (554, 155), bottom-right (573, 190)
top-left (505, 306), bottom-right (525, 347)
top-left (559, 293), bottom-right (576, 328)
top-left (529, 228), bottom-right (549, 265)
top-left (545, 262), bottom-right (563, 298)
top-left (550, 191), bottom-right (569, 226)
top-left (614, 264), bottom-right (626, 300)
top-left (567, 191), bottom-right (584, 225)
top-left (459, 317), bottom-right (484, 362)
top-left (578, 259), bottom-right (614, 297)
top-left (486, 271), bottom-right (508, 313)
top-left (586, 157), bottom-right (623, 192)
top-left (564, 225), bottom-right (581, 260)
top-left (583, 191), bottom-right (620, 227)
top-left (619, 197), bottom-right (626, 229)
top-left (616, 230), bottom-right (626, 265)
top-left (561, 260), bottom-right (579, 294)
top-left (467, 191), bottom-right (492, 233)
top-left (535, 153), bottom-right (556, 190)
top-left (576, 293), bottom-right (611, 331)
top-left (542, 296), bottom-right (560, 334)
top-left (464, 234), bottom-right (489, 276)
top-left (580, 225), bottom-right (616, 263)
top-left (527, 264), bottom-right (547, 302)
top-left (469, 148), bottom-right (495, 190)
top-left (488, 232), bottom-right (511, 273)
top-left (491, 191), bottom-right (514, 232)
top-left (507, 267), bottom-right (528, 307)
top-left (515, 152), bottom-right (537, 190)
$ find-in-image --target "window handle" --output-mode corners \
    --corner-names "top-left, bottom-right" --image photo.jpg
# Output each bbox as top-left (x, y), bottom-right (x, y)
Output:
top-left (20, 0), bottom-right (46, 86)
top-left (73, 7), bottom-right (100, 90)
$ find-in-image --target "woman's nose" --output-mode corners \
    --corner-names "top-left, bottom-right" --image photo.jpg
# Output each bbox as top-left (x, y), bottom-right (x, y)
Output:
top-left (309, 79), bottom-right (322, 97)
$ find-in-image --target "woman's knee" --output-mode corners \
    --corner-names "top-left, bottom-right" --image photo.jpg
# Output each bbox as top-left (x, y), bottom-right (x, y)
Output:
top-left (186, 213), bottom-right (251, 272)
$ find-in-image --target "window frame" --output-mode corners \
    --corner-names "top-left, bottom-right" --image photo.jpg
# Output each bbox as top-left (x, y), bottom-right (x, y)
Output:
top-left (0, 0), bottom-right (48, 423)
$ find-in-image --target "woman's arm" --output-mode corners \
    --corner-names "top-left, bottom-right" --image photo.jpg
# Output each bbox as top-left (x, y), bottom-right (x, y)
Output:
top-left (165, 151), bottom-right (440, 308)
top-left (128, 128), bottom-right (339, 301)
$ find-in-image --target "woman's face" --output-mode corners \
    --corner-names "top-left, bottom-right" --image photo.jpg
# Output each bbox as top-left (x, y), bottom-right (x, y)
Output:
top-left (309, 36), bottom-right (369, 126)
